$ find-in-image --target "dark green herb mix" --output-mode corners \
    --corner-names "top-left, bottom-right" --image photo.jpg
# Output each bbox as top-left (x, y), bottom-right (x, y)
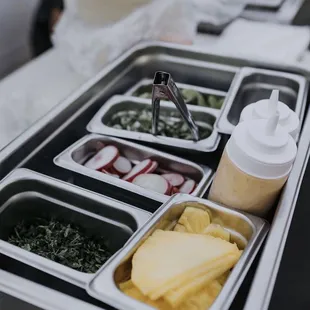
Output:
top-left (8, 218), bottom-right (111, 273)
top-left (108, 108), bottom-right (213, 140)
top-left (135, 87), bottom-right (224, 109)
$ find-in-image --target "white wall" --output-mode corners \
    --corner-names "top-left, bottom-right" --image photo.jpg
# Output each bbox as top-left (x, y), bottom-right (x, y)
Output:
top-left (0, 0), bottom-right (39, 79)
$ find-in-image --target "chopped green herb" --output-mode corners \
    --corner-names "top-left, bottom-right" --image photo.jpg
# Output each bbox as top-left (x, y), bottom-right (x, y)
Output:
top-left (134, 86), bottom-right (224, 109)
top-left (8, 218), bottom-right (111, 273)
top-left (108, 108), bottom-right (213, 140)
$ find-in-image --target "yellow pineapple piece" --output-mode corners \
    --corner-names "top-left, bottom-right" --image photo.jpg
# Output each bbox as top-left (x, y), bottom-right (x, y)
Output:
top-left (203, 223), bottom-right (230, 242)
top-left (217, 271), bottom-right (230, 286)
top-left (174, 223), bottom-right (187, 232)
top-left (131, 230), bottom-right (240, 300)
top-left (164, 259), bottom-right (232, 307)
top-left (178, 207), bottom-right (211, 234)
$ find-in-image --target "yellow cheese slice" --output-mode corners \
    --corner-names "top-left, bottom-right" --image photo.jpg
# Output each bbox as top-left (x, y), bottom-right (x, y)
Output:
top-left (132, 230), bottom-right (240, 300)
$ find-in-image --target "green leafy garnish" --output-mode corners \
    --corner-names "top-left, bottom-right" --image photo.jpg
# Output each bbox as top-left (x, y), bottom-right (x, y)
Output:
top-left (8, 218), bottom-right (111, 273)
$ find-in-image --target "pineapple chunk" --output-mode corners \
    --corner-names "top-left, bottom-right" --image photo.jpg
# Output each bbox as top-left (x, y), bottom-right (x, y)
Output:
top-left (203, 223), bottom-right (230, 242)
top-left (177, 207), bottom-right (211, 234)
top-left (174, 223), bottom-right (187, 233)
top-left (217, 271), bottom-right (230, 286)
top-left (164, 260), bottom-right (231, 307)
top-left (131, 230), bottom-right (240, 300)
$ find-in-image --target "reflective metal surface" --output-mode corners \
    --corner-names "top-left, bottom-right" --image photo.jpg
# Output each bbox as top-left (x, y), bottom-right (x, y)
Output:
top-left (87, 195), bottom-right (269, 310)
top-left (0, 42), bottom-right (309, 310)
top-left (87, 95), bottom-right (221, 152)
top-left (0, 169), bottom-right (151, 288)
top-left (54, 134), bottom-right (213, 203)
top-left (216, 67), bottom-right (308, 135)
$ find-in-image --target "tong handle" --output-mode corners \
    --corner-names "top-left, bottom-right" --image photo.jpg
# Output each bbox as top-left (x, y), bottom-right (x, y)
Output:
top-left (151, 71), bottom-right (199, 141)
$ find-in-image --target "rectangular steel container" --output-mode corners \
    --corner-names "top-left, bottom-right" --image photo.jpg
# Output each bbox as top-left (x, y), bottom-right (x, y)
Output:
top-left (87, 194), bottom-right (269, 310)
top-left (0, 169), bottom-right (151, 289)
top-left (87, 95), bottom-right (221, 152)
top-left (125, 78), bottom-right (227, 109)
top-left (216, 67), bottom-right (308, 135)
top-left (54, 134), bottom-right (213, 203)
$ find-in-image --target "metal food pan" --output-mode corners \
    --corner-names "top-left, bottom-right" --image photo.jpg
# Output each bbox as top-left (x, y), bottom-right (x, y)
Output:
top-left (0, 169), bottom-right (151, 289)
top-left (216, 67), bottom-right (308, 135)
top-left (125, 78), bottom-right (227, 109)
top-left (54, 134), bottom-right (213, 203)
top-left (87, 95), bottom-right (221, 152)
top-left (87, 194), bottom-right (269, 310)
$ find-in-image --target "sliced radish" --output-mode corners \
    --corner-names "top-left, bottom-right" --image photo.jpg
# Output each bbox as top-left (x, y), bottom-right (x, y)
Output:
top-left (132, 174), bottom-right (170, 195)
top-left (101, 168), bottom-right (120, 178)
top-left (122, 159), bottom-right (152, 182)
top-left (156, 167), bottom-right (172, 174)
top-left (179, 179), bottom-right (196, 194)
top-left (145, 161), bottom-right (158, 174)
top-left (171, 187), bottom-right (180, 195)
top-left (84, 146), bottom-right (119, 170)
top-left (162, 173), bottom-right (185, 187)
top-left (113, 156), bottom-right (132, 175)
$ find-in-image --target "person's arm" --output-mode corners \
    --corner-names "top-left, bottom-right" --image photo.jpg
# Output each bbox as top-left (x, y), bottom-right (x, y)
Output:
top-left (31, 0), bottom-right (64, 57)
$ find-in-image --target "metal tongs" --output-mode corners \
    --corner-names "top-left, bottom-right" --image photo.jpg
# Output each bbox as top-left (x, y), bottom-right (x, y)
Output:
top-left (151, 71), bottom-right (200, 141)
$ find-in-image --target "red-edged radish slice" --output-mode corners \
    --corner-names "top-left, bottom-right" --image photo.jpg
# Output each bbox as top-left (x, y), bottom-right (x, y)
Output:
top-left (113, 156), bottom-right (132, 175)
top-left (132, 174), bottom-right (170, 195)
top-left (156, 167), bottom-right (172, 174)
top-left (179, 179), bottom-right (196, 194)
top-left (162, 173), bottom-right (185, 187)
top-left (101, 169), bottom-right (120, 178)
top-left (145, 161), bottom-right (158, 174)
top-left (171, 187), bottom-right (180, 195)
top-left (123, 159), bottom-right (152, 182)
top-left (84, 146), bottom-right (119, 170)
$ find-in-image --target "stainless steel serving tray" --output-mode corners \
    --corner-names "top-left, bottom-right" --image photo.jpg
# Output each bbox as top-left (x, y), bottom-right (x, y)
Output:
top-left (87, 194), bottom-right (269, 310)
top-left (87, 95), bottom-right (221, 152)
top-left (0, 42), bottom-right (309, 310)
top-left (216, 67), bottom-right (308, 136)
top-left (54, 134), bottom-right (213, 203)
top-left (0, 169), bottom-right (151, 289)
top-left (125, 78), bottom-right (226, 109)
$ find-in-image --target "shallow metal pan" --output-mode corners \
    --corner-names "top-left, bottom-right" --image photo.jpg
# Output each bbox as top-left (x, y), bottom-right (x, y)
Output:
top-left (87, 95), bottom-right (221, 152)
top-left (0, 169), bottom-right (151, 289)
top-left (125, 78), bottom-right (226, 110)
top-left (54, 134), bottom-right (213, 203)
top-left (87, 194), bottom-right (269, 310)
top-left (216, 67), bottom-right (308, 136)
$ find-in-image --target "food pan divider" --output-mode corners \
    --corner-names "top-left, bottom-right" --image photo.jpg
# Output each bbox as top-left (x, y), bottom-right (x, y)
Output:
top-left (0, 168), bottom-right (151, 289)
top-left (54, 134), bottom-right (213, 203)
top-left (87, 95), bottom-right (221, 152)
top-left (87, 194), bottom-right (269, 310)
top-left (216, 66), bottom-right (308, 136)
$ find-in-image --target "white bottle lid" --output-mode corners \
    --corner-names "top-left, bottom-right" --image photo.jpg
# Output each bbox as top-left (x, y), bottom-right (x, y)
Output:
top-left (227, 112), bottom-right (297, 179)
top-left (239, 90), bottom-right (300, 141)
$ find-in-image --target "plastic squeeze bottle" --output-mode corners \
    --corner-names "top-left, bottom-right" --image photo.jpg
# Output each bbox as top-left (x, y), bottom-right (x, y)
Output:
top-left (239, 89), bottom-right (300, 141)
top-left (208, 112), bottom-right (297, 216)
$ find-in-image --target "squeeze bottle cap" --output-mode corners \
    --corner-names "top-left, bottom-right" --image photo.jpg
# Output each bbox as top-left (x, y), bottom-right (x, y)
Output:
top-left (239, 89), bottom-right (300, 140)
top-left (227, 112), bottom-right (297, 179)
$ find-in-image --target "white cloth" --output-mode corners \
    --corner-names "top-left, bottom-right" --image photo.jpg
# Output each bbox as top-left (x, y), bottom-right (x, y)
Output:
top-left (210, 19), bottom-right (310, 64)
top-left (53, 0), bottom-right (196, 78)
